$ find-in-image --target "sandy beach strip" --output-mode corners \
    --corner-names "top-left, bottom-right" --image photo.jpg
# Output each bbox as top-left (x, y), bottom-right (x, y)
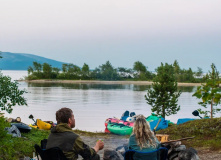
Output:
top-left (20, 79), bottom-right (203, 86)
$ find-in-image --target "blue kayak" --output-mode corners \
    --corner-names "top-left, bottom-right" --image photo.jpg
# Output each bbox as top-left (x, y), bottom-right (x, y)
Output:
top-left (177, 118), bottom-right (197, 125)
top-left (149, 118), bottom-right (168, 131)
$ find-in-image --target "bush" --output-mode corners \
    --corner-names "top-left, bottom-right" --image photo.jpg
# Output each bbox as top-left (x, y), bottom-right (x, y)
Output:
top-left (25, 74), bottom-right (39, 80)
top-left (0, 117), bottom-right (17, 159)
top-left (0, 117), bottom-right (50, 159)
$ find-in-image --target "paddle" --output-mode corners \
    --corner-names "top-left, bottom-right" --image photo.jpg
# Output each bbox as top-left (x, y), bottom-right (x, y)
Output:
top-left (153, 118), bottom-right (161, 135)
top-left (29, 114), bottom-right (36, 123)
top-left (192, 110), bottom-right (202, 119)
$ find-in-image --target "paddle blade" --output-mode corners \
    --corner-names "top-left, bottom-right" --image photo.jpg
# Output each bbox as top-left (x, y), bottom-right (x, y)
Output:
top-left (29, 114), bottom-right (34, 119)
top-left (192, 110), bottom-right (199, 117)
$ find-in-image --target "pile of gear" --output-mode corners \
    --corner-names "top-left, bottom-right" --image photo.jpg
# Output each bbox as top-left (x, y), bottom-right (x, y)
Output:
top-left (162, 141), bottom-right (199, 160)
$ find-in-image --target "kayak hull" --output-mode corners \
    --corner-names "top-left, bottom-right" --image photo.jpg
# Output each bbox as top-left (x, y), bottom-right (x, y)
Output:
top-left (11, 122), bottom-right (32, 133)
top-left (37, 119), bottom-right (52, 130)
top-left (177, 118), bottom-right (196, 125)
top-left (29, 124), bottom-right (38, 128)
top-left (29, 119), bottom-right (52, 130)
top-left (107, 123), bottom-right (133, 135)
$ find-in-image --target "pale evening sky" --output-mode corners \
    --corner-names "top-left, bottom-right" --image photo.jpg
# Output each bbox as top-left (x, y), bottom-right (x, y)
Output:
top-left (0, 0), bottom-right (221, 71)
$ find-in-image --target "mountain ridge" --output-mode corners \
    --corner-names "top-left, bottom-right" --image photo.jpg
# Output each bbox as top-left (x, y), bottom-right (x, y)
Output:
top-left (0, 52), bottom-right (66, 70)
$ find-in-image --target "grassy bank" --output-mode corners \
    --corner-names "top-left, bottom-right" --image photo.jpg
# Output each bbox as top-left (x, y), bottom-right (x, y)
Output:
top-left (157, 118), bottom-right (221, 151)
top-left (1, 117), bottom-right (221, 159)
top-left (0, 117), bottom-right (50, 160)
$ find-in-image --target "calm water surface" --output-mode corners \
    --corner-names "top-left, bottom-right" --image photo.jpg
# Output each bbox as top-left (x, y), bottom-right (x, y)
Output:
top-left (2, 70), bottom-right (218, 132)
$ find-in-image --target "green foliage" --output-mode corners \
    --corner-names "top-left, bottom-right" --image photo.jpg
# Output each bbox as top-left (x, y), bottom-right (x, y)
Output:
top-left (192, 63), bottom-right (221, 118)
top-left (0, 117), bottom-right (50, 159)
top-left (0, 73), bottom-right (27, 113)
top-left (52, 67), bottom-right (60, 78)
top-left (27, 60), bottom-right (207, 82)
top-left (195, 67), bottom-right (203, 77)
top-left (145, 63), bottom-right (181, 118)
top-left (0, 116), bottom-right (10, 138)
top-left (27, 62), bottom-right (60, 79)
top-left (62, 64), bottom-right (68, 73)
top-left (81, 63), bottom-right (90, 79)
top-left (43, 63), bottom-right (52, 78)
top-left (173, 60), bottom-right (181, 74)
top-left (25, 74), bottom-right (39, 80)
top-left (133, 61), bottom-right (147, 73)
top-left (66, 63), bottom-right (81, 79)
top-left (133, 61), bottom-right (154, 80)
top-left (173, 60), bottom-right (198, 83)
top-left (32, 61), bottom-right (43, 78)
top-left (27, 66), bottom-right (34, 75)
top-left (93, 61), bottom-right (119, 80)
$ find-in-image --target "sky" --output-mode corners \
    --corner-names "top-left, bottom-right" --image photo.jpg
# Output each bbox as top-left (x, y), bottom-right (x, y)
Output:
top-left (0, 0), bottom-right (221, 71)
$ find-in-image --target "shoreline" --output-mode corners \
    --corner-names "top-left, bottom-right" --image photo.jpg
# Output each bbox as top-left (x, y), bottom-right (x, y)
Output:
top-left (20, 79), bottom-right (202, 86)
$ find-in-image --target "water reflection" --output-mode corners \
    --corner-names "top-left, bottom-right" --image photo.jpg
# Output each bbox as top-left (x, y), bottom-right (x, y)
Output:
top-left (133, 85), bottom-right (149, 91)
top-left (28, 83), bottom-right (196, 92)
top-left (28, 83), bottom-right (127, 90)
top-left (4, 71), bottom-right (220, 132)
top-left (177, 86), bottom-right (196, 92)
top-left (4, 81), bottom-right (218, 132)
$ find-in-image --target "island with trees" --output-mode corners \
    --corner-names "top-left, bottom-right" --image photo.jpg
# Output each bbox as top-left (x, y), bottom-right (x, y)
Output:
top-left (26, 60), bottom-right (206, 83)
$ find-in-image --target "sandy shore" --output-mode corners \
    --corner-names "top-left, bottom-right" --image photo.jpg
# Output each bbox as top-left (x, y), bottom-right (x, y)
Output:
top-left (21, 79), bottom-right (203, 86)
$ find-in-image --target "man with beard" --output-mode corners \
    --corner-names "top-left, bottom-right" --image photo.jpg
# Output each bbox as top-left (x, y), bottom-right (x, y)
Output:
top-left (46, 107), bottom-right (104, 160)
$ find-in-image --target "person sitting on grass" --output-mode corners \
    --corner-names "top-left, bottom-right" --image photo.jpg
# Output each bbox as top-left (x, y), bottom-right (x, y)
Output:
top-left (46, 107), bottom-right (104, 160)
top-left (128, 114), bottom-right (160, 160)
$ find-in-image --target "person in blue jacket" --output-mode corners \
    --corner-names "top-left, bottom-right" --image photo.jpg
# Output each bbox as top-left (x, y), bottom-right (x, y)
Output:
top-left (128, 115), bottom-right (160, 160)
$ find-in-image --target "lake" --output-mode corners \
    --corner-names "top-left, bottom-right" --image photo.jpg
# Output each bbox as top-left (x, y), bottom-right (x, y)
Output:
top-left (1, 70), bottom-right (217, 132)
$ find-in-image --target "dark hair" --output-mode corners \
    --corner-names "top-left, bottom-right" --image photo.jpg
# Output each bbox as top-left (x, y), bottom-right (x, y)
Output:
top-left (56, 107), bottom-right (73, 124)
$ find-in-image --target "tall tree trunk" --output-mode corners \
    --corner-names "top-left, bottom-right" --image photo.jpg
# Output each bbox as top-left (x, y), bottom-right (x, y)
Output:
top-left (211, 100), bottom-right (213, 118)
top-left (162, 105), bottom-right (165, 118)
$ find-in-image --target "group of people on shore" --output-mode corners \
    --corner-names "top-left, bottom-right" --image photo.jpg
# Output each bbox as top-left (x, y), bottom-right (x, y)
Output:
top-left (46, 107), bottom-right (160, 160)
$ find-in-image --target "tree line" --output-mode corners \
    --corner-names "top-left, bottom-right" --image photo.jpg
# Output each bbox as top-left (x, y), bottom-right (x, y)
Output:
top-left (27, 60), bottom-right (205, 82)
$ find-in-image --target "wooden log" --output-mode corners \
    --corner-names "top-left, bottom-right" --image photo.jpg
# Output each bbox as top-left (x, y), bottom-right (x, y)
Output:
top-left (161, 137), bottom-right (195, 144)
top-left (7, 117), bottom-right (21, 123)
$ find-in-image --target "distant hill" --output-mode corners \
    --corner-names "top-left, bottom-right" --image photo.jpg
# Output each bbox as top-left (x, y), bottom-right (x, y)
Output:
top-left (0, 52), bottom-right (65, 70)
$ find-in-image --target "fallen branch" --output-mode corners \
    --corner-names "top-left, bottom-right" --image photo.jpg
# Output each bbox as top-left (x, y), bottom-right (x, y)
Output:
top-left (161, 137), bottom-right (195, 144)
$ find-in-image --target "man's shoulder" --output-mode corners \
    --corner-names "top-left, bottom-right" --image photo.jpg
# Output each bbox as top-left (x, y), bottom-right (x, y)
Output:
top-left (49, 129), bottom-right (79, 140)
top-left (67, 130), bottom-right (79, 137)
top-left (59, 130), bottom-right (79, 138)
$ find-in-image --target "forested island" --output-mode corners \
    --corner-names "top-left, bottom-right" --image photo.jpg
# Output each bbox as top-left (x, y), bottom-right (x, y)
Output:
top-left (26, 60), bottom-right (206, 83)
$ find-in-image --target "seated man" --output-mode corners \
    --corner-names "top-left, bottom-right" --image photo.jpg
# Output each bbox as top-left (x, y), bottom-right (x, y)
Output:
top-left (46, 107), bottom-right (104, 160)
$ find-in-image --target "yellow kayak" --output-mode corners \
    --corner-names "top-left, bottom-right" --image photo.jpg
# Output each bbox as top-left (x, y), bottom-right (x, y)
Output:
top-left (29, 124), bottom-right (38, 128)
top-left (29, 119), bottom-right (52, 130)
top-left (37, 119), bottom-right (52, 130)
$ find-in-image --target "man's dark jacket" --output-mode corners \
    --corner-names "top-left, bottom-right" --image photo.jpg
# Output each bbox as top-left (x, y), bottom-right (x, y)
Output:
top-left (46, 123), bottom-right (99, 160)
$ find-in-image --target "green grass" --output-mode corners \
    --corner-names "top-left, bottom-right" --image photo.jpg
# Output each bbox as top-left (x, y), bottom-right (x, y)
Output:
top-left (0, 117), bottom-right (50, 160)
top-left (0, 117), bottom-right (110, 160)
top-left (1, 117), bottom-right (221, 159)
top-left (157, 117), bottom-right (221, 151)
